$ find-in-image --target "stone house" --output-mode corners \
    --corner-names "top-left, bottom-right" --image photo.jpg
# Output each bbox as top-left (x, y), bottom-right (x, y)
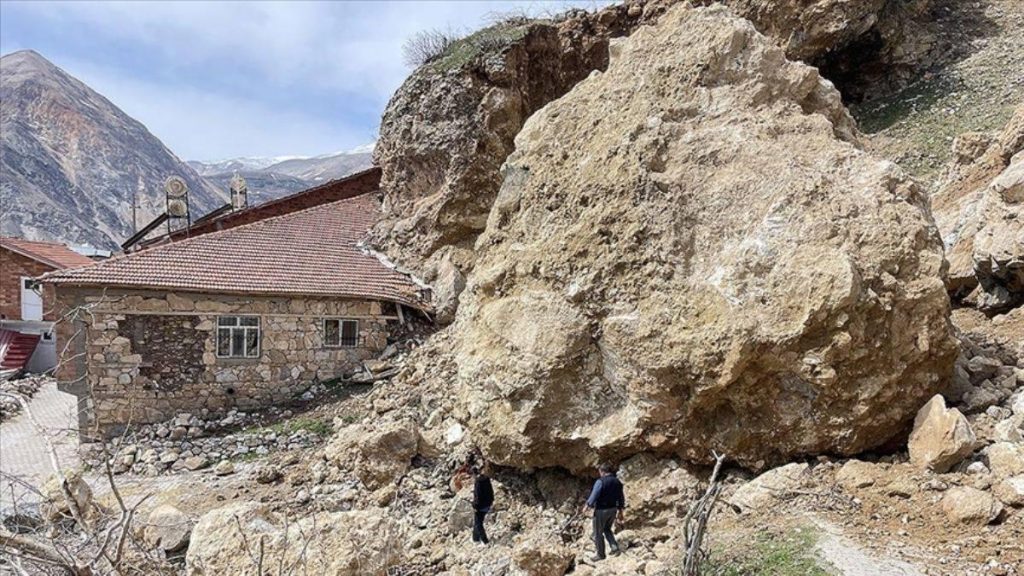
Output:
top-left (0, 236), bottom-right (95, 372)
top-left (41, 193), bottom-right (429, 437)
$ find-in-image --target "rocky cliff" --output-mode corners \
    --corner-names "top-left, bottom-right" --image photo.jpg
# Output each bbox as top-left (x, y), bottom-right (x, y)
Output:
top-left (0, 50), bottom-right (226, 249)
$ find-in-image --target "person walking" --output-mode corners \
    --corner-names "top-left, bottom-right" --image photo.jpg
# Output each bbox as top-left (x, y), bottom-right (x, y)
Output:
top-left (471, 465), bottom-right (494, 545)
top-left (583, 462), bottom-right (625, 561)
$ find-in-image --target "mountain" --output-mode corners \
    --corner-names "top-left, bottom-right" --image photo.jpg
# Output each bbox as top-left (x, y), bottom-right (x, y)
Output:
top-left (188, 146), bottom-right (375, 203)
top-left (0, 50), bottom-right (226, 249)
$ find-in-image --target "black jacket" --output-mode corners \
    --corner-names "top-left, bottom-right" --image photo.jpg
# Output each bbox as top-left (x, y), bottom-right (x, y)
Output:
top-left (587, 474), bottom-right (625, 510)
top-left (473, 475), bottom-right (494, 510)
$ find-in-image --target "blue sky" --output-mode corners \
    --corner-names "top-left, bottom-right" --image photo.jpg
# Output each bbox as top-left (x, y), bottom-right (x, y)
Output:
top-left (0, 1), bottom-right (610, 161)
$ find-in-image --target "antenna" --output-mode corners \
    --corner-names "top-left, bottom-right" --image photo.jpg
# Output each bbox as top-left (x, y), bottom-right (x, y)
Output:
top-left (229, 172), bottom-right (248, 211)
top-left (164, 175), bottom-right (191, 234)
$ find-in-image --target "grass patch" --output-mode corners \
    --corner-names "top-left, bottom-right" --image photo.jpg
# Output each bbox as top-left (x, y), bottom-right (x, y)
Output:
top-left (701, 529), bottom-right (835, 576)
top-left (240, 416), bottom-right (333, 438)
top-left (426, 22), bottom-right (530, 73)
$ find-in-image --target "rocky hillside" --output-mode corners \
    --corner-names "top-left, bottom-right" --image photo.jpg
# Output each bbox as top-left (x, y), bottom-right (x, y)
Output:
top-left (0, 50), bottom-right (226, 249)
top-left (188, 148), bottom-right (374, 204)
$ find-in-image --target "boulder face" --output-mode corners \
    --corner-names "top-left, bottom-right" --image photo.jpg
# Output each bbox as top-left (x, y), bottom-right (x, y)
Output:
top-left (373, 1), bottom-right (938, 324)
top-left (933, 107), bottom-right (1024, 309)
top-left (371, 3), bottom-right (670, 319)
top-left (447, 4), bottom-right (955, 471)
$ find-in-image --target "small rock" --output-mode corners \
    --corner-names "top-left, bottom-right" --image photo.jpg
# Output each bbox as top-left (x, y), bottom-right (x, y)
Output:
top-left (255, 466), bottom-right (283, 485)
top-left (160, 452), bottom-right (179, 465)
top-left (214, 461), bottom-right (235, 476)
top-left (445, 423), bottom-right (465, 446)
top-left (993, 476), bottom-right (1024, 507)
top-left (170, 426), bottom-right (187, 441)
top-left (836, 460), bottom-right (877, 490)
top-left (730, 463), bottom-right (808, 513)
top-left (183, 456), bottom-right (209, 471)
top-left (966, 461), bottom-right (990, 475)
top-left (145, 504), bottom-right (191, 552)
top-left (986, 442), bottom-right (1024, 479)
top-left (941, 486), bottom-right (1003, 525)
top-left (993, 418), bottom-right (1023, 443)
top-left (908, 395), bottom-right (975, 472)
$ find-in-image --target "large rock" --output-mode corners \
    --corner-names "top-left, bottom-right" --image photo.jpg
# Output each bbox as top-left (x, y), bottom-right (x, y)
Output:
top-left (370, 4), bottom-right (668, 322)
top-left (324, 419), bottom-right (421, 489)
top-left (907, 395), bottom-right (976, 473)
top-left (940, 486), bottom-right (1003, 525)
top-left (145, 504), bottom-right (191, 552)
top-left (185, 502), bottom-right (402, 576)
top-left (372, 0), bottom-right (934, 323)
top-left (445, 4), bottom-right (955, 471)
top-left (933, 107), bottom-right (1024, 308)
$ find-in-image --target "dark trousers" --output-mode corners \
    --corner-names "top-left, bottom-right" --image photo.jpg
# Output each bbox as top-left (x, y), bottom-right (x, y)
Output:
top-left (472, 509), bottom-right (489, 544)
top-left (592, 508), bottom-right (619, 558)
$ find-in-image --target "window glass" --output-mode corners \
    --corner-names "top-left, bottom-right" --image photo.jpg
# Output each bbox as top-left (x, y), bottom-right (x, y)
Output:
top-left (341, 320), bottom-right (358, 347)
top-left (217, 316), bottom-right (260, 358)
top-left (217, 329), bottom-right (231, 356)
top-left (324, 319), bottom-right (340, 347)
top-left (245, 329), bottom-right (259, 357)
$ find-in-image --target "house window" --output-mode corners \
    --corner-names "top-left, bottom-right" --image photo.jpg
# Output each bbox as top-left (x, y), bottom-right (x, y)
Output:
top-left (324, 318), bottom-right (359, 348)
top-left (216, 316), bottom-right (260, 358)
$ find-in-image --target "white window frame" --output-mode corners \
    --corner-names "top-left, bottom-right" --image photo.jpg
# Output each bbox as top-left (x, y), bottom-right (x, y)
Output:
top-left (323, 318), bottom-right (359, 348)
top-left (216, 316), bottom-right (261, 358)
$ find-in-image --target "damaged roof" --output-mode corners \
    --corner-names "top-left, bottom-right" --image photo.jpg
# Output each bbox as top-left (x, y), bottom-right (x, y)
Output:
top-left (40, 194), bottom-right (429, 309)
top-left (1, 236), bottom-right (96, 269)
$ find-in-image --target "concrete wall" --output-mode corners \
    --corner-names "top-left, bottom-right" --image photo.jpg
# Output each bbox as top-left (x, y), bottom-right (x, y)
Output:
top-left (54, 287), bottom-right (396, 437)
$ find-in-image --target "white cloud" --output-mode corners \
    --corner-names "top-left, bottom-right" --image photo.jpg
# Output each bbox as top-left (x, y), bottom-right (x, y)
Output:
top-left (5, 0), bottom-right (614, 159)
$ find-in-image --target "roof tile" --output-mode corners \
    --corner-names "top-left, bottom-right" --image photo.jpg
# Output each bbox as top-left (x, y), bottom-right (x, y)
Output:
top-left (40, 195), bottom-right (429, 309)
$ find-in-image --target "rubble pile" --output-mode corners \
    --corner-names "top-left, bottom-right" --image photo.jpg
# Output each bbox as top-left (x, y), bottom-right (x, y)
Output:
top-left (0, 374), bottom-right (50, 421)
top-left (81, 409), bottom-right (324, 476)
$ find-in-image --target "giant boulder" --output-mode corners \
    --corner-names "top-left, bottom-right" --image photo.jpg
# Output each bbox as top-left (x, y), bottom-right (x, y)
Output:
top-left (446, 4), bottom-right (955, 471)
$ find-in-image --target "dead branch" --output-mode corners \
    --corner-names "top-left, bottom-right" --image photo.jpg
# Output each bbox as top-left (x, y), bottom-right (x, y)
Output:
top-left (682, 451), bottom-right (727, 576)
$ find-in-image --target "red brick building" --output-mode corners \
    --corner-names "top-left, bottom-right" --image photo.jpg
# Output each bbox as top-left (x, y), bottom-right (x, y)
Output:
top-left (0, 237), bottom-right (94, 321)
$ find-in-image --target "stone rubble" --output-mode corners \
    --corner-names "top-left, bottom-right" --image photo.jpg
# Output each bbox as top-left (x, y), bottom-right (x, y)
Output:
top-left (81, 408), bottom-right (323, 476)
top-left (0, 374), bottom-right (50, 422)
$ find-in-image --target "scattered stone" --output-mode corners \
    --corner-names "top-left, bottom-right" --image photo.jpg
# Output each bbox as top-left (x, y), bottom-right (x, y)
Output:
top-left (730, 463), bottom-right (808, 513)
top-left (836, 460), bottom-right (878, 490)
top-left (994, 476), bottom-right (1024, 507)
top-left (908, 395), bottom-right (976, 473)
top-left (986, 442), bottom-right (1024, 478)
top-left (214, 461), bottom-right (235, 476)
top-left (39, 470), bottom-right (93, 524)
top-left (183, 456), bottom-right (209, 471)
top-left (145, 504), bottom-right (191, 552)
top-left (941, 486), bottom-right (1003, 525)
top-left (512, 535), bottom-right (575, 576)
top-left (256, 465), bottom-right (283, 485)
top-left (445, 423), bottom-right (465, 446)
top-left (967, 461), bottom-right (991, 475)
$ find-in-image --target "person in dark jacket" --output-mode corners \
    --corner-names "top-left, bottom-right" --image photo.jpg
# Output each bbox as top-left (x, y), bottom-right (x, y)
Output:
top-left (583, 462), bottom-right (625, 561)
top-left (471, 465), bottom-right (494, 544)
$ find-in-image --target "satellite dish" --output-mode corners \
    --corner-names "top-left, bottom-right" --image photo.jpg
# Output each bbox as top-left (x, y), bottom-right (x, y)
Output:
top-left (164, 176), bottom-right (188, 198)
top-left (167, 198), bottom-right (189, 218)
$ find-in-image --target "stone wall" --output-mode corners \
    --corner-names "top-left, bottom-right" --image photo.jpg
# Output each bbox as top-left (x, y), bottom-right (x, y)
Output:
top-left (53, 288), bottom-right (395, 437)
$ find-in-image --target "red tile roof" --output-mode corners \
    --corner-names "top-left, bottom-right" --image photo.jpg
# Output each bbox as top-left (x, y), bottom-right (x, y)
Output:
top-left (40, 195), bottom-right (430, 309)
top-left (0, 237), bottom-right (96, 269)
top-left (136, 167), bottom-right (382, 249)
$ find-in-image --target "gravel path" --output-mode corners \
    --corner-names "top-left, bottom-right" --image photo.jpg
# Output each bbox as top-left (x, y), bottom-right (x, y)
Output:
top-left (0, 381), bottom-right (80, 507)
